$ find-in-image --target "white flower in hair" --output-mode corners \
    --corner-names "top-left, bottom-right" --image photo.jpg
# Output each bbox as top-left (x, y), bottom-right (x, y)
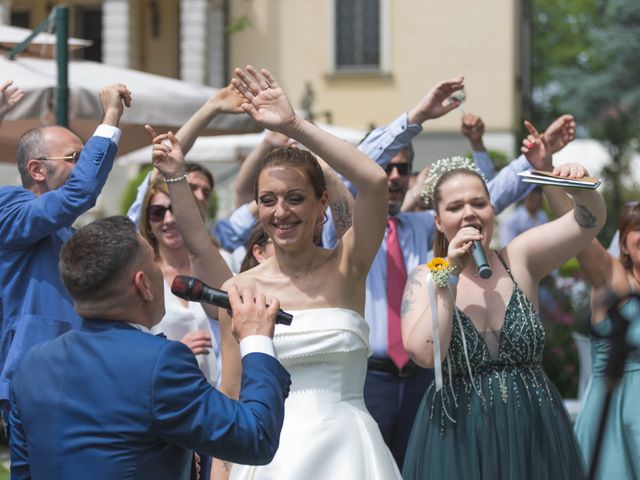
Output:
top-left (421, 156), bottom-right (486, 203)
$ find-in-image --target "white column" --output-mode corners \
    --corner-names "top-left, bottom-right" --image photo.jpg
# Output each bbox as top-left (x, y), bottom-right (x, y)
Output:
top-left (180, 0), bottom-right (208, 84)
top-left (0, 1), bottom-right (11, 25)
top-left (102, 0), bottom-right (131, 68)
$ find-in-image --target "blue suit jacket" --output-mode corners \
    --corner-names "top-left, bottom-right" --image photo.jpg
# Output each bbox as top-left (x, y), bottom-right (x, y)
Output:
top-left (9, 319), bottom-right (290, 480)
top-left (0, 136), bottom-right (117, 402)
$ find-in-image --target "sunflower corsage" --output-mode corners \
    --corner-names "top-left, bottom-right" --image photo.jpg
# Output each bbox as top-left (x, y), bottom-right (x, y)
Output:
top-left (426, 257), bottom-right (455, 288)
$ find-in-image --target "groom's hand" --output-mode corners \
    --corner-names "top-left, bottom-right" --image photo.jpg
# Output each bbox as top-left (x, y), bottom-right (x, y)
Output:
top-left (228, 285), bottom-right (279, 340)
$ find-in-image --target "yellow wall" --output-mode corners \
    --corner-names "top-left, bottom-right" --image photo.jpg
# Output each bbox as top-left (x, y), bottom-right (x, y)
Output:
top-left (229, 0), bottom-right (520, 132)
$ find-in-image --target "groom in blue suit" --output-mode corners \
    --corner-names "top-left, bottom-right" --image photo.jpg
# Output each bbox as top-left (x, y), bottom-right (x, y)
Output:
top-left (9, 216), bottom-right (290, 480)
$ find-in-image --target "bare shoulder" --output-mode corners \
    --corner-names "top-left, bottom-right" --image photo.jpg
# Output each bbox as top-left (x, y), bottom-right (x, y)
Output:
top-left (221, 269), bottom-right (261, 291)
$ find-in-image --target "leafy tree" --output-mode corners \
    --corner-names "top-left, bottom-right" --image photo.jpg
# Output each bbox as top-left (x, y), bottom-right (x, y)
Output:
top-left (532, 0), bottom-right (640, 238)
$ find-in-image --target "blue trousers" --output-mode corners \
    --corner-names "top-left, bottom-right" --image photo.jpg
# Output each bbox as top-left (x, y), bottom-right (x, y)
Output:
top-left (363, 366), bottom-right (433, 468)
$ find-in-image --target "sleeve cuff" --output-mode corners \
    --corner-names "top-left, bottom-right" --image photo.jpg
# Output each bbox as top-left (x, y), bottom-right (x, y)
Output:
top-left (239, 335), bottom-right (275, 358)
top-left (93, 124), bottom-right (122, 146)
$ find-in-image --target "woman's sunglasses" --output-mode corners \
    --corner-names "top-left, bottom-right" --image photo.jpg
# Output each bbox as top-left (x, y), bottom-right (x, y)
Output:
top-left (147, 204), bottom-right (172, 223)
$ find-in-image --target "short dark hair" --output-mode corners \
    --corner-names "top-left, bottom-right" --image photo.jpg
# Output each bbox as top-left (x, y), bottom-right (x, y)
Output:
top-left (401, 143), bottom-right (415, 164)
top-left (16, 127), bottom-right (47, 187)
top-left (186, 162), bottom-right (214, 189)
top-left (60, 216), bottom-right (141, 302)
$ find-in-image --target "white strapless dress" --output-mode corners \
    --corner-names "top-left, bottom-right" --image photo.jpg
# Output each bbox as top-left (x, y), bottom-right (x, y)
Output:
top-left (230, 308), bottom-right (401, 480)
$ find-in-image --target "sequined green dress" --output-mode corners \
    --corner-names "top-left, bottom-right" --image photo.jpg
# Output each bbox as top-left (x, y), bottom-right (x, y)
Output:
top-left (403, 254), bottom-right (586, 479)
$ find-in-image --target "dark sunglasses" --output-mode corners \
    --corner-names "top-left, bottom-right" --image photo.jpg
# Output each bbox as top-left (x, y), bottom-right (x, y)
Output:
top-left (147, 204), bottom-right (173, 223)
top-left (385, 163), bottom-right (411, 176)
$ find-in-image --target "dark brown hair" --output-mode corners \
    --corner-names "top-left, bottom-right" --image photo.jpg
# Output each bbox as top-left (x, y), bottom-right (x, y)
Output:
top-left (432, 169), bottom-right (490, 258)
top-left (619, 201), bottom-right (640, 270)
top-left (240, 224), bottom-right (271, 272)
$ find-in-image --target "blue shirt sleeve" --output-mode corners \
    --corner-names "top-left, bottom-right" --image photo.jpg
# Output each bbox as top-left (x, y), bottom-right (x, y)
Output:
top-left (340, 113), bottom-right (422, 197)
top-left (213, 203), bottom-right (258, 252)
top-left (473, 150), bottom-right (496, 181)
top-left (487, 154), bottom-right (535, 214)
top-left (0, 136), bottom-right (117, 249)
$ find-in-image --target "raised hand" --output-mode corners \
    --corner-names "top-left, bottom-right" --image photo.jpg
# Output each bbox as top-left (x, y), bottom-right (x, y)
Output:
top-left (99, 83), bottom-right (132, 127)
top-left (408, 76), bottom-right (465, 125)
top-left (461, 113), bottom-right (485, 151)
top-left (145, 125), bottom-right (185, 180)
top-left (521, 120), bottom-right (552, 171)
top-left (544, 114), bottom-right (576, 154)
top-left (0, 80), bottom-right (25, 117)
top-left (206, 83), bottom-right (245, 114)
top-left (231, 66), bottom-right (296, 132)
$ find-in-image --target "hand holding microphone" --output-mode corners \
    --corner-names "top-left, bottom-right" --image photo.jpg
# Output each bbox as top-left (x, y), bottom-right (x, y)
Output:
top-left (447, 226), bottom-right (492, 279)
top-left (171, 275), bottom-right (293, 326)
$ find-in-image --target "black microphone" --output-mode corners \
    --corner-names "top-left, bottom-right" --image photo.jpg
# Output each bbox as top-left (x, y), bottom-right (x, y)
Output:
top-left (470, 240), bottom-right (492, 279)
top-left (171, 275), bottom-right (293, 326)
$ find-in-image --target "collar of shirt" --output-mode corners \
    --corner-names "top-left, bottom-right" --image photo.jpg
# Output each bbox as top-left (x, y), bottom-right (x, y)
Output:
top-left (126, 322), bottom-right (152, 334)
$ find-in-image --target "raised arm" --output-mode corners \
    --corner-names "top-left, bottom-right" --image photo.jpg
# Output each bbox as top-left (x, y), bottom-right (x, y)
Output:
top-left (543, 162), bottom-right (614, 289)
top-left (507, 122), bottom-right (606, 282)
top-left (147, 126), bottom-right (232, 296)
top-left (232, 66), bottom-right (387, 275)
top-left (461, 113), bottom-right (496, 180)
top-left (175, 84), bottom-right (245, 155)
top-left (317, 157), bottom-right (355, 238)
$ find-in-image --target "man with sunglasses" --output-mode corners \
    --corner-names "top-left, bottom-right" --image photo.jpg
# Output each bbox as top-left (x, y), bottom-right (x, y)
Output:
top-left (321, 78), bottom-right (577, 468)
top-left (0, 83), bottom-right (131, 424)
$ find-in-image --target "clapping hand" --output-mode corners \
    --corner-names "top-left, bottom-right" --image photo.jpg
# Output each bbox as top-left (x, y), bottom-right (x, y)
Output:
top-left (521, 120), bottom-right (552, 171)
top-left (145, 125), bottom-right (185, 180)
top-left (231, 66), bottom-right (297, 133)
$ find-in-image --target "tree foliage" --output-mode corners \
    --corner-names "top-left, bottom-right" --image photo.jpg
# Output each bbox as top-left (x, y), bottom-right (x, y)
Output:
top-left (532, 0), bottom-right (640, 237)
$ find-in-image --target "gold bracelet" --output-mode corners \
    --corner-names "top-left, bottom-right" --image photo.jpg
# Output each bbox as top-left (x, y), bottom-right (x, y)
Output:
top-left (164, 173), bottom-right (188, 183)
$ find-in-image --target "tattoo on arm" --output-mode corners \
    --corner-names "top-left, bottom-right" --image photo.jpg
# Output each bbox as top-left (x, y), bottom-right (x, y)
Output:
top-left (401, 268), bottom-right (423, 317)
top-left (574, 204), bottom-right (596, 229)
top-left (331, 197), bottom-right (353, 235)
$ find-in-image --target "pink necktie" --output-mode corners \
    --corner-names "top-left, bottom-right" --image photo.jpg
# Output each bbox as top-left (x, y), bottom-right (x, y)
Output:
top-left (386, 217), bottom-right (409, 369)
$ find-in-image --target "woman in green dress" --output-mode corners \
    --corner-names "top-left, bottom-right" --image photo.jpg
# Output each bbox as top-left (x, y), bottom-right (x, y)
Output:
top-left (400, 124), bottom-right (605, 479)
top-left (545, 196), bottom-right (640, 479)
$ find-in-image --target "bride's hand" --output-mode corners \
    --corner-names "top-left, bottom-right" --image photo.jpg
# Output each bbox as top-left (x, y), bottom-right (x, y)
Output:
top-left (231, 66), bottom-right (297, 133)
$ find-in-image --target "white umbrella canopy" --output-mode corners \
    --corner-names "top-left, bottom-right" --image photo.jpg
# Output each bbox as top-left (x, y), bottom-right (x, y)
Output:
top-left (118, 124), bottom-right (367, 165)
top-left (0, 55), bottom-right (258, 163)
top-left (0, 24), bottom-right (92, 55)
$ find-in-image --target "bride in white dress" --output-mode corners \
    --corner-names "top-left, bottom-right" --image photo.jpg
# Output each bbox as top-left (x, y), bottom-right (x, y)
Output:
top-left (219, 66), bottom-right (400, 480)
top-left (149, 65), bottom-right (401, 479)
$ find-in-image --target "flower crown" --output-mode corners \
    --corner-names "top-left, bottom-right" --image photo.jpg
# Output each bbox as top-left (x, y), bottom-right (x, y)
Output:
top-left (421, 156), bottom-right (486, 203)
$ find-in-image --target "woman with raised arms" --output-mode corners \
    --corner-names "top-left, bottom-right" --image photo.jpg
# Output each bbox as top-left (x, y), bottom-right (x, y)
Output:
top-left (149, 65), bottom-right (402, 480)
top-left (400, 123), bottom-right (605, 479)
